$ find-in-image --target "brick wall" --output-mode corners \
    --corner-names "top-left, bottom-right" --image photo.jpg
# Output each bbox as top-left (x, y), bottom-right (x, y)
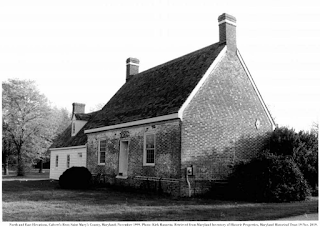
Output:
top-left (180, 52), bottom-right (273, 196)
top-left (86, 119), bottom-right (181, 196)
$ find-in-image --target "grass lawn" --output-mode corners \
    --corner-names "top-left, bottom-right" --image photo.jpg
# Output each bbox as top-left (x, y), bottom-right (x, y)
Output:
top-left (2, 169), bottom-right (49, 180)
top-left (2, 179), bottom-right (318, 221)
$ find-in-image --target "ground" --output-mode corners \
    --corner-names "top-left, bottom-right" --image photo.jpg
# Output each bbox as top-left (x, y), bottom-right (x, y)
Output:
top-left (2, 169), bottom-right (318, 221)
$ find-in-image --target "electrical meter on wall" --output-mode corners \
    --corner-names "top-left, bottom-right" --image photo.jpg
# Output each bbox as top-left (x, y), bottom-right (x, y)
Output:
top-left (187, 166), bottom-right (193, 176)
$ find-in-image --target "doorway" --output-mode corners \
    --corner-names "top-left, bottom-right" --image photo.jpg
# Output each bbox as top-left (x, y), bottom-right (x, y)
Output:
top-left (118, 140), bottom-right (129, 177)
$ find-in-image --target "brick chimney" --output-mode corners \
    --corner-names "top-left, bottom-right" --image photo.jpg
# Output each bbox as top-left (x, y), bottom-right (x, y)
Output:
top-left (218, 13), bottom-right (237, 53)
top-left (72, 103), bottom-right (85, 116)
top-left (126, 57), bottom-right (139, 82)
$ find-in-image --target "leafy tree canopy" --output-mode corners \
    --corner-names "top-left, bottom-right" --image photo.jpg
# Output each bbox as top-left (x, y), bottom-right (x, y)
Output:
top-left (2, 79), bottom-right (70, 175)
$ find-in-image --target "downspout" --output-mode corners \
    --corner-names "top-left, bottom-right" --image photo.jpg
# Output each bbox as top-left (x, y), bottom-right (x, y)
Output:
top-left (186, 169), bottom-right (191, 197)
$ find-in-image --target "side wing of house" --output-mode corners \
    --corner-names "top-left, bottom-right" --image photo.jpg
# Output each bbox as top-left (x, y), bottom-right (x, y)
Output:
top-left (49, 104), bottom-right (97, 180)
top-left (49, 146), bottom-right (87, 180)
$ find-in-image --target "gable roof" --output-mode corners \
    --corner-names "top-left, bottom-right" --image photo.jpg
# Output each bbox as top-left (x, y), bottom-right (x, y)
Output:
top-left (50, 111), bottom-right (98, 148)
top-left (86, 42), bottom-right (226, 130)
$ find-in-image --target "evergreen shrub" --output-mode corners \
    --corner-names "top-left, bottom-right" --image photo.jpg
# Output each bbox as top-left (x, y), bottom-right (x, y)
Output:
top-left (229, 152), bottom-right (310, 202)
top-left (59, 166), bottom-right (92, 189)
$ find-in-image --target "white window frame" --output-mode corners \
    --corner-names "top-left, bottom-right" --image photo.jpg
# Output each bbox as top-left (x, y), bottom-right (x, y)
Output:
top-left (143, 132), bottom-right (156, 166)
top-left (98, 139), bottom-right (107, 165)
top-left (55, 155), bottom-right (59, 167)
top-left (66, 154), bottom-right (70, 168)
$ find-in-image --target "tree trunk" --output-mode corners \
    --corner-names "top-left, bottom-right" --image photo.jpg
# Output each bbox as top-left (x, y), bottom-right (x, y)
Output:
top-left (2, 139), bottom-right (9, 175)
top-left (39, 159), bottom-right (44, 173)
top-left (3, 158), bottom-right (9, 175)
top-left (17, 151), bottom-right (25, 176)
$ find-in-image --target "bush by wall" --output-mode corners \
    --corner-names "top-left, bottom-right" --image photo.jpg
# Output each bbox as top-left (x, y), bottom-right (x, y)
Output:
top-left (263, 127), bottom-right (318, 193)
top-left (296, 131), bottom-right (318, 193)
top-left (228, 152), bottom-right (310, 202)
top-left (59, 166), bottom-right (92, 189)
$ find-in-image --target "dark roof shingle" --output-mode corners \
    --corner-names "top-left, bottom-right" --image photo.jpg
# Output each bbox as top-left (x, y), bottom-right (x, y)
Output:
top-left (75, 112), bottom-right (95, 121)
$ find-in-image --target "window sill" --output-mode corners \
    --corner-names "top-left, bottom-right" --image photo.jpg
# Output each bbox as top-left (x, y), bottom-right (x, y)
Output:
top-left (116, 175), bottom-right (128, 179)
top-left (143, 163), bottom-right (155, 167)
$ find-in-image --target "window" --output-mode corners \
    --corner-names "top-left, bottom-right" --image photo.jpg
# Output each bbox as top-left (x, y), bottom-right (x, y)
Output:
top-left (67, 155), bottom-right (70, 168)
top-left (98, 139), bottom-right (106, 165)
top-left (55, 155), bottom-right (59, 167)
top-left (144, 133), bottom-right (155, 166)
top-left (72, 122), bottom-right (75, 135)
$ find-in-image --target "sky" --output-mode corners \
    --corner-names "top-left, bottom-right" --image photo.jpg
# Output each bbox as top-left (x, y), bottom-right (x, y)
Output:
top-left (1, 0), bottom-right (319, 131)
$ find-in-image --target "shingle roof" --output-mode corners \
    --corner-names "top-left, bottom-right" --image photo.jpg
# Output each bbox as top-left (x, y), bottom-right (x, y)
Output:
top-left (50, 42), bottom-right (225, 149)
top-left (86, 42), bottom-right (225, 130)
top-left (75, 113), bottom-right (95, 121)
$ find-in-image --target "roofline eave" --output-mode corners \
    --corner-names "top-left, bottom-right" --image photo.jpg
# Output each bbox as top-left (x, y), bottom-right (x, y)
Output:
top-left (84, 113), bottom-right (180, 134)
top-left (50, 144), bottom-right (87, 151)
top-left (236, 50), bottom-right (276, 129)
top-left (178, 46), bottom-right (227, 120)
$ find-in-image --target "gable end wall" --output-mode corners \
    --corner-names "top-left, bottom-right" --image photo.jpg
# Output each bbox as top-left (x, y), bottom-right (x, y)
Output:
top-left (180, 52), bottom-right (273, 196)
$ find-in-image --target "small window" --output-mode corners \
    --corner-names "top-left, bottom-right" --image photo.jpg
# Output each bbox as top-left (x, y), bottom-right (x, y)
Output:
top-left (67, 155), bottom-right (70, 168)
top-left (55, 155), bottom-right (59, 167)
top-left (144, 133), bottom-right (155, 166)
top-left (72, 122), bottom-right (75, 135)
top-left (99, 139), bottom-right (106, 165)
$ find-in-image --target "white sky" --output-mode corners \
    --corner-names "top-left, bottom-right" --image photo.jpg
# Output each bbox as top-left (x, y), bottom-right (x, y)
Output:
top-left (1, 0), bottom-right (319, 131)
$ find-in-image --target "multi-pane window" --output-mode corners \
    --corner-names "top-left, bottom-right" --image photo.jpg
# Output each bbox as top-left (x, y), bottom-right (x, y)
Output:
top-left (67, 155), bottom-right (70, 168)
top-left (55, 155), bottom-right (59, 167)
top-left (99, 140), bottom-right (106, 164)
top-left (144, 133), bottom-right (155, 165)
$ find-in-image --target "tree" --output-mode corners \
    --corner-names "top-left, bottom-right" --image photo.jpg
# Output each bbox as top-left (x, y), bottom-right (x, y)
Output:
top-left (37, 107), bottom-right (71, 165)
top-left (89, 102), bottom-right (104, 112)
top-left (311, 122), bottom-right (318, 137)
top-left (2, 121), bottom-right (14, 175)
top-left (2, 79), bottom-right (51, 176)
top-left (296, 130), bottom-right (318, 191)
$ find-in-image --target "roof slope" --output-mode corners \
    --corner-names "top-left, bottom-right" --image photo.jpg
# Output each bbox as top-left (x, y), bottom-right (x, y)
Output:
top-left (75, 113), bottom-right (93, 121)
top-left (50, 42), bottom-right (225, 149)
top-left (86, 42), bottom-right (225, 130)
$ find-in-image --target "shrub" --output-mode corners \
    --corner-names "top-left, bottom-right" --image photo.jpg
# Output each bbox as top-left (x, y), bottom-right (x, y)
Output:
top-left (263, 127), bottom-right (318, 193)
top-left (296, 131), bottom-right (318, 193)
top-left (263, 127), bottom-right (299, 157)
top-left (59, 166), bottom-right (92, 189)
top-left (229, 152), bottom-right (310, 202)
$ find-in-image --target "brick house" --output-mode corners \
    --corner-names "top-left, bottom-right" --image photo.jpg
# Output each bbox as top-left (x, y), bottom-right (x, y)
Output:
top-left (50, 13), bottom-right (275, 196)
